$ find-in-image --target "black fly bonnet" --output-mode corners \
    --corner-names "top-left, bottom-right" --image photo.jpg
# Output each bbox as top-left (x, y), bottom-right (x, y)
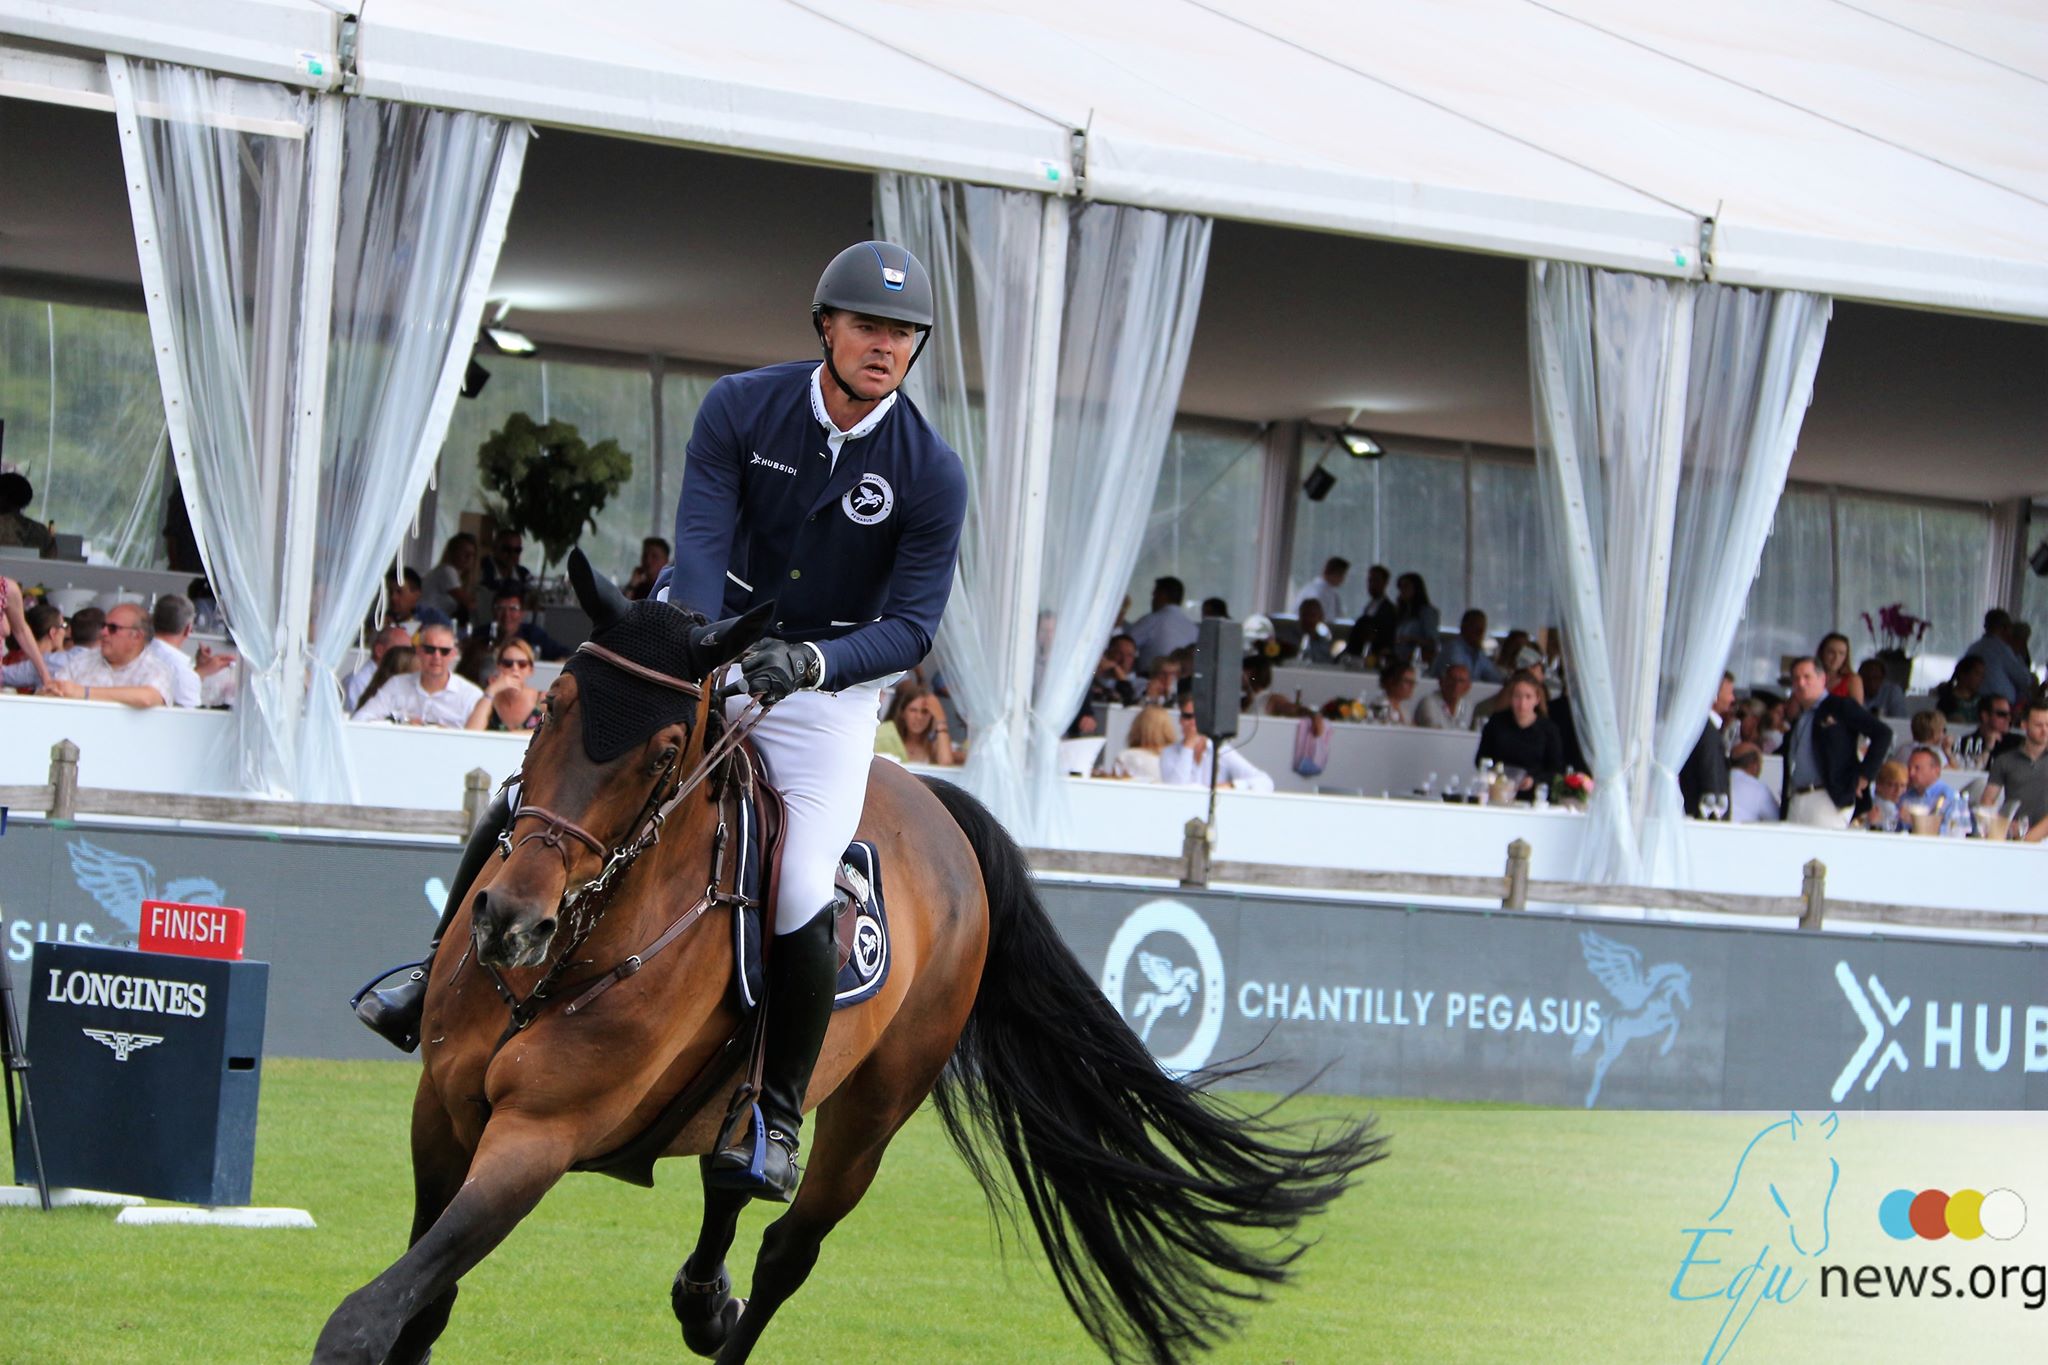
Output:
top-left (562, 601), bottom-right (709, 762)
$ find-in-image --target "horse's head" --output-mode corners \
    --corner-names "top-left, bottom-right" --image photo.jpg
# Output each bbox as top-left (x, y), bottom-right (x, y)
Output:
top-left (470, 550), bottom-right (770, 969)
top-left (1708, 1111), bottom-right (1841, 1258)
top-left (1648, 961), bottom-right (1693, 1010)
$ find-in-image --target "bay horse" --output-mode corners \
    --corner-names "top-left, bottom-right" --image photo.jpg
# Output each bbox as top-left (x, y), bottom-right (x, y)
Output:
top-left (315, 554), bottom-right (1382, 1364)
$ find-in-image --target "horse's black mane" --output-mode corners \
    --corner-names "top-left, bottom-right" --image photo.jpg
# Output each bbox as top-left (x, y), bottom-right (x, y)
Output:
top-left (561, 600), bottom-right (709, 763)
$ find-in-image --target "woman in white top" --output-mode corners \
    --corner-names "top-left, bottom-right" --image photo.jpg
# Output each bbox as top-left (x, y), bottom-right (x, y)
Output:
top-left (1112, 704), bottom-right (1178, 781)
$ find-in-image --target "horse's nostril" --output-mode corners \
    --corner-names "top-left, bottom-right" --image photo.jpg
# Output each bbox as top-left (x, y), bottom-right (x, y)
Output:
top-left (533, 917), bottom-right (557, 942)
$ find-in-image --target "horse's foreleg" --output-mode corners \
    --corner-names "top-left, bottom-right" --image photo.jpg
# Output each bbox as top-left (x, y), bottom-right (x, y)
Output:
top-left (313, 1114), bottom-right (575, 1365)
top-left (383, 1079), bottom-right (472, 1365)
top-left (674, 1175), bottom-right (752, 1358)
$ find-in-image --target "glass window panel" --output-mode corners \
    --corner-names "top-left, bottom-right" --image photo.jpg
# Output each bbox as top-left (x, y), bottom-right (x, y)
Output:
top-left (2021, 503), bottom-right (2048, 667)
top-left (1835, 493), bottom-right (1989, 687)
top-left (1288, 442), bottom-right (1381, 617)
top-left (1126, 419), bottom-right (1263, 618)
top-left (1469, 458), bottom-right (1553, 636)
top-left (1376, 450), bottom-right (1466, 623)
top-left (1729, 487), bottom-right (1833, 689)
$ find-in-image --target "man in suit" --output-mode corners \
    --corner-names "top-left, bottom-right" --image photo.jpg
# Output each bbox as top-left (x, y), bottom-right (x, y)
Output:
top-left (1779, 655), bottom-right (1892, 828)
top-left (1343, 563), bottom-right (1396, 662)
top-left (1678, 671), bottom-right (1734, 817)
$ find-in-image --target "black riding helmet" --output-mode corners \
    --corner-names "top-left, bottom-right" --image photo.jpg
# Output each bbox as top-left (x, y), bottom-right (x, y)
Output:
top-left (811, 241), bottom-right (934, 402)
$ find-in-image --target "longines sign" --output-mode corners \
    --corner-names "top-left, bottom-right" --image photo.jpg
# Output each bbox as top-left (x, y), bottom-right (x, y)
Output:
top-left (3, 821), bottom-right (2043, 1105)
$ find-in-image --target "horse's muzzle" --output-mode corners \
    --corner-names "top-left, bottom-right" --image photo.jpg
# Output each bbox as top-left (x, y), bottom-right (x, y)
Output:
top-left (472, 889), bottom-right (558, 969)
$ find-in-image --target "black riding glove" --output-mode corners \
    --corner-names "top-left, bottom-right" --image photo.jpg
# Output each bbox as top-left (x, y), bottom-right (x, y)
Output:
top-left (739, 639), bottom-right (823, 705)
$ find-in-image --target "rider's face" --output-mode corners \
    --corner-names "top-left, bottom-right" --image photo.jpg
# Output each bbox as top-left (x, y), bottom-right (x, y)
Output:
top-left (822, 311), bottom-right (917, 403)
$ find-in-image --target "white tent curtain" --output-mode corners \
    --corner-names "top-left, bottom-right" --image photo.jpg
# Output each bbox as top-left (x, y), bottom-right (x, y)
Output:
top-left (875, 173), bottom-right (1046, 831)
top-left (1530, 261), bottom-right (1828, 886)
top-left (109, 57), bottom-right (321, 794)
top-left (1640, 287), bottom-right (1830, 882)
top-left (297, 100), bottom-right (529, 803)
top-left (1027, 204), bottom-right (1211, 841)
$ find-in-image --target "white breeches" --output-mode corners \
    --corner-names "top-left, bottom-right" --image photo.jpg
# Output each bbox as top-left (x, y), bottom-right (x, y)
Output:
top-left (727, 683), bottom-right (881, 934)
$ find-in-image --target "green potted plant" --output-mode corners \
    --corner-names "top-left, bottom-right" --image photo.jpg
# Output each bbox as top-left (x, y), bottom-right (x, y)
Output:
top-left (476, 412), bottom-right (633, 577)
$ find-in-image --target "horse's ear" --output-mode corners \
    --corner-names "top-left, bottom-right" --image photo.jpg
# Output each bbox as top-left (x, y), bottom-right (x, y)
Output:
top-left (690, 601), bottom-right (775, 673)
top-left (567, 547), bottom-right (631, 634)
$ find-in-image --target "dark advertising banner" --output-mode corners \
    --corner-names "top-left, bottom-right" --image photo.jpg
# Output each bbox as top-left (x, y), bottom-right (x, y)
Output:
top-left (3, 821), bottom-right (2044, 1107)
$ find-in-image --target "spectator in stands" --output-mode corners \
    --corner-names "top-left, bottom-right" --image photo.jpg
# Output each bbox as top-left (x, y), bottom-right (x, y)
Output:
top-left (1964, 609), bottom-right (2034, 705)
top-left (1290, 556), bottom-right (1349, 623)
top-left (1090, 634), bottom-right (1140, 707)
top-left (352, 645), bottom-right (417, 716)
top-left (1295, 597), bottom-right (1335, 665)
top-left (1934, 656), bottom-right (1986, 722)
top-left (1856, 657), bottom-right (1907, 718)
top-left (2010, 622), bottom-right (2034, 671)
top-left (1414, 662), bottom-right (1476, 731)
top-left (1727, 744), bottom-right (1779, 823)
top-left (1344, 564), bottom-right (1396, 664)
top-left (1112, 704), bottom-right (1178, 782)
top-left (378, 565), bottom-right (453, 634)
top-left (1859, 760), bottom-right (1909, 832)
top-left (1983, 698), bottom-right (2048, 830)
top-left (1199, 596), bottom-right (1229, 619)
top-left (1901, 744), bottom-right (1969, 834)
top-left (46, 605), bottom-right (103, 676)
top-left (1495, 628), bottom-right (1536, 675)
top-left (625, 536), bottom-right (672, 602)
top-left (46, 602), bottom-right (172, 708)
top-left (1161, 697), bottom-right (1274, 791)
top-left (344, 625), bottom-right (413, 712)
top-left (148, 594), bottom-right (233, 709)
top-left (465, 636), bottom-right (542, 732)
top-left (1141, 656), bottom-right (1183, 706)
top-left (0, 473), bottom-right (50, 551)
top-left (1390, 572), bottom-right (1440, 666)
top-left (352, 623), bottom-right (482, 727)
top-left (1679, 672), bottom-right (1735, 817)
top-left (1778, 655), bottom-right (1892, 829)
top-left (1377, 660), bottom-right (1418, 724)
top-left (888, 681), bottom-right (959, 766)
top-left (1473, 658), bottom-right (1549, 725)
top-left (1476, 671), bottom-right (1564, 798)
top-left (1433, 609), bottom-right (1502, 684)
top-left (1959, 698), bottom-right (2015, 768)
top-left (0, 575), bottom-right (55, 690)
top-left (485, 585), bottom-right (570, 661)
top-left (480, 527), bottom-right (532, 596)
top-left (1127, 576), bottom-right (1199, 672)
top-left (1733, 695), bottom-right (1784, 755)
top-left (1908, 709), bottom-right (1956, 768)
top-left (1, 601), bottom-right (64, 690)
top-left (1241, 655), bottom-right (1312, 718)
top-left (1816, 632), bottom-right (1864, 704)
top-left (422, 532), bottom-right (479, 628)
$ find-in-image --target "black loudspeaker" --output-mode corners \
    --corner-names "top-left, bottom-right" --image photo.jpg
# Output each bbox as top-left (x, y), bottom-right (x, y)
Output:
top-left (1192, 618), bottom-right (1243, 740)
top-left (2030, 540), bottom-right (2048, 578)
top-left (1301, 465), bottom-right (1336, 502)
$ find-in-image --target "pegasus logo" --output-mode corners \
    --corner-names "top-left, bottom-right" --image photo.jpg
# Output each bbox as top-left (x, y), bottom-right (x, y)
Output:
top-left (1575, 931), bottom-right (1692, 1107)
top-left (82, 1028), bottom-right (163, 1062)
top-left (1130, 951), bottom-right (1200, 1043)
top-left (1831, 963), bottom-right (1910, 1100)
top-left (69, 838), bottom-right (225, 933)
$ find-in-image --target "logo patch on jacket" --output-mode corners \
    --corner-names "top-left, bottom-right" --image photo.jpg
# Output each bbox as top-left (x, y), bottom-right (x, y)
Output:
top-left (842, 473), bottom-right (895, 526)
top-left (749, 451), bottom-right (798, 476)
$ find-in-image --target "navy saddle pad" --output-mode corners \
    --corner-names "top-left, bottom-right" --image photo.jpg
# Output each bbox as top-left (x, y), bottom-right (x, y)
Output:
top-left (730, 791), bottom-right (889, 1013)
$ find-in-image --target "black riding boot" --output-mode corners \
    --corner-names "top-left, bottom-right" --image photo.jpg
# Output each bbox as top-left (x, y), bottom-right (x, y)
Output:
top-left (708, 908), bottom-right (837, 1201)
top-left (354, 791), bottom-right (513, 1052)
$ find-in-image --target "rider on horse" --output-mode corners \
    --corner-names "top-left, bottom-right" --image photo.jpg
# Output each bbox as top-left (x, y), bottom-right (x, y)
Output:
top-left (359, 240), bottom-right (964, 1204)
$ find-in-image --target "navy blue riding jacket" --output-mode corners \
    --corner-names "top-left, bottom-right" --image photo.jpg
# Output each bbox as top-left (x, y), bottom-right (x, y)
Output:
top-left (662, 361), bottom-right (966, 690)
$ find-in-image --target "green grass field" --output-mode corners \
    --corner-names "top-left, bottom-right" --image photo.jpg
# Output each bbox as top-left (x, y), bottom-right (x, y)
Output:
top-left (3, 1061), bottom-right (2040, 1363)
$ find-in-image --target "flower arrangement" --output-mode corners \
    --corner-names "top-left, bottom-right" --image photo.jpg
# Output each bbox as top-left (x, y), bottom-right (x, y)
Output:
top-left (1319, 698), bottom-right (1368, 723)
top-left (1550, 771), bottom-right (1594, 805)
top-left (1860, 603), bottom-right (1930, 655)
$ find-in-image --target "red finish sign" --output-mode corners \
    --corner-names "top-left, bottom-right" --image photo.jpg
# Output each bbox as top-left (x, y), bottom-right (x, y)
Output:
top-left (139, 900), bottom-right (246, 961)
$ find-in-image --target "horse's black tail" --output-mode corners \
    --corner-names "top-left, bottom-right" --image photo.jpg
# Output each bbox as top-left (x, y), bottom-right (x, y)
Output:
top-left (921, 777), bottom-right (1386, 1364)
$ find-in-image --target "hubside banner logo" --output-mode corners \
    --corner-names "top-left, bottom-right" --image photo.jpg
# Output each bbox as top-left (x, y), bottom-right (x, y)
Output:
top-left (1832, 961), bottom-right (2048, 1100)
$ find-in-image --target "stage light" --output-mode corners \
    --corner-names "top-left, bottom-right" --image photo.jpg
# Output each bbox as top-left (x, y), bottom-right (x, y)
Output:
top-left (1338, 428), bottom-right (1382, 459)
top-left (485, 327), bottom-right (537, 356)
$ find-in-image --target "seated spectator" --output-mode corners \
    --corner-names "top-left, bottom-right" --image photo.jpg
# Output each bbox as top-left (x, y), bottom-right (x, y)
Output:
top-left (1474, 659), bottom-right (1549, 725)
top-left (44, 602), bottom-right (172, 707)
top-left (377, 565), bottom-right (453, 634)
top-left (1727, 744), bottom-right (1779, 823)
top-left (1112, 704), bottom-right (1178, 781)
top-left (46, 606), bottom-right (105, 677)
top-left (1414, 663), bottom-right (1476, 731)
top-left (480, 528), bottom-right (533, 596)
top-left (0, 575), bottom-right (56, 690)
top-left (148, 594), bottom-right (233, 709)
top-left (466, 637), bottom-right (542, 732)
top-left (0, 472), bottom-right (51, 551)
top-left (486, 585), bottom-right (570, 661)
top-left (353, 645), bottom-right (418, 717)
top-left (1899, 744), bottom-right (1969, 834)
top-left (1090, 634), bottom-right (1140, 707)
top-left (1344, 564), bottom-right (1396, 664)
top-left (1376, 661), bottom-right (1419, 724)
top-left (1295, 597), bottom-right (1335, 665)
top-left (1734, 694), bottom-right (1785, 755)
top-left (1390, 572), bottom-right (1440, 667)
top-left (1496, 628), bottom-right (1536, 674)
top-left (1856, 658), bottom-right (1907, 718)
top-left (422, 532), bottom-right (479, 627)
top-left (1432, 609), bottom-right (1503, 684)
top-left (1909, 708), bottom-right (1956, 768)
top-left (888, 681), bottom-right (959, 766)
top-left (352, 624), bottom-right (482, 727)
top-left (1959, 698), bottom-right (2016, 768)
top-left (1816, 632), bottom-right (1864, 704)
top-left (1140, 656), bottom-right (1183, 706)
top-left (1199, 596), bottom-right (1229, 620)
top-left (1475, 671), bottom-right (1565, 798)
top-left (1963, 609), bottom-right (2034, 704)
top-left (1, 601), bottom-right (65, 690)
top-left (1934, 656), bottom-right (1987, 722)
top-left (345, 625), bottom-right (413, 712)
top-left (624, 536), bottom-right (671, 602)
top-left (1160, 697), bottom-right (1274, 791)
top-left (1983, 698), bottom-right (2048, 829)
top-left (1243, 655), bottom-right (1313, 718)
top-left (1127, 576), bottom-right (1199, 672)
top-left (1859, 760), bottom-right (1909, 832)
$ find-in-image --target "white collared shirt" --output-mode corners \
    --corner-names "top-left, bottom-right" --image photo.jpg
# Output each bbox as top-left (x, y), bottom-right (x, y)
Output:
top-left (352, 671), bottom-right (484, 728)
top-left (809, 365), bottom-right (897, 473)
top-left (146, 637), bottom-right (203, 708)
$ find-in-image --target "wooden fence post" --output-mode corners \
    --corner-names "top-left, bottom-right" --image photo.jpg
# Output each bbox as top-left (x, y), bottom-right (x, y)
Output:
top-left (1503, 839), bottom-right (1531, 910)
top-left (49, 739), bottom-right (80, 821)
top-left (1180, 817), bottom-right (1211, 889)
top-left (462, 768), bottom-right (493, 833)
top-left (1799, 859), bottom-right (1826, 931)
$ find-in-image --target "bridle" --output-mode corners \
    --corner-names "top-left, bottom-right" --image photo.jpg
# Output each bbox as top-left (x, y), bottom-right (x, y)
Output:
top-left (474, 639), bottom-right (767, 1044)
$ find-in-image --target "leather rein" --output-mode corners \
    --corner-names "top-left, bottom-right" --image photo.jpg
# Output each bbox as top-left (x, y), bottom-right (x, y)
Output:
top-left (472, 641), bottom-right (765, 1047)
